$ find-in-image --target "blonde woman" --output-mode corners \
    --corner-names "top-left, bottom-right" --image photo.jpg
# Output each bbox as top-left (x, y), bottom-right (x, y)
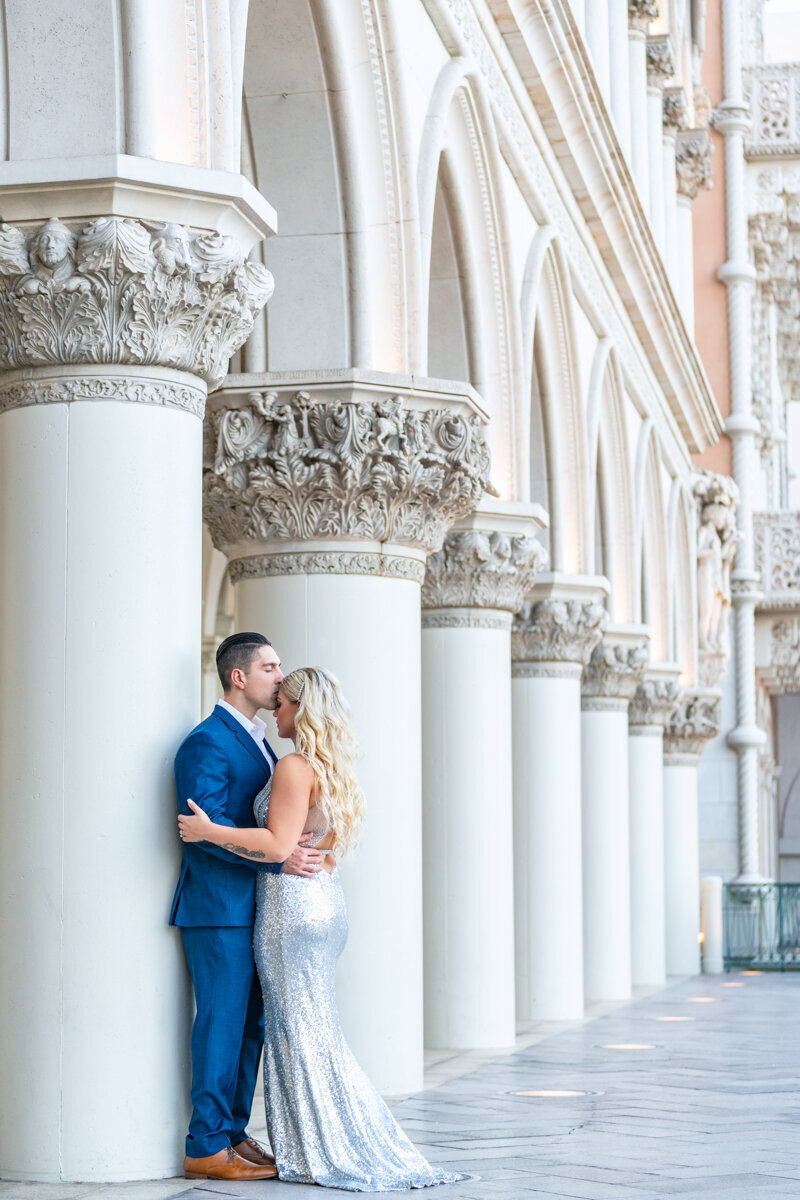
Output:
top-left (178, 667), bottom-right (460, 1192)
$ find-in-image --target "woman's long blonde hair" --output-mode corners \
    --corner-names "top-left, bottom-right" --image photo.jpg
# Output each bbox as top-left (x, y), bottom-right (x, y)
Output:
top-left (280, 667), bottom-right (364, 856)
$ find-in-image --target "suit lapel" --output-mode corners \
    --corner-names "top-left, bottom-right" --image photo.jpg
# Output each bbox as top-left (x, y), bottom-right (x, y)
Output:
top-left (213, 707), bottom-right (272, 778)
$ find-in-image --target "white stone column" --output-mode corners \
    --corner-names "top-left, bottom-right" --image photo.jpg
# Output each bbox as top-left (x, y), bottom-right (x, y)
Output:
top-left (581, 628), bottom-right (649, 1003)
top-left (627, 671), bottom-right (679, 987)
top-left (0, 213), bottom-right (273, 1183)
top-left (646, 36), bottom-right (674, 252)
top-left (609, 0), bottom-right (632, 154)
top-left (512, 581), bottom-right (608, 1020)
top-left (421, 503), bottom-right (546, 1049)
top-left (717, 0), bottom-right (769, 882)
top-left (662, 88), bottom-right (688, 289)
top-left (628, 1), bottom-right (659, 210)
top-left (585, 0), bottom-right (611, 101)
top-left (663, 689), bottom-right (722, 975)
top-left (204, 376), bottom-right (491, 1094)
top-left (675, 128), bottom-right (714, 330)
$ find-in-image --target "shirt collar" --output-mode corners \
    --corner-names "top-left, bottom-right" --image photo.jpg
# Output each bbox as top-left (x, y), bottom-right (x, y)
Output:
top-left (217, 698), bottom-right (267, 741)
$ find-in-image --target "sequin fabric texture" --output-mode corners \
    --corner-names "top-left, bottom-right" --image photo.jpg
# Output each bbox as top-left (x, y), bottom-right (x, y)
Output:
top-left (253, 780), bottom-right (462, 1191)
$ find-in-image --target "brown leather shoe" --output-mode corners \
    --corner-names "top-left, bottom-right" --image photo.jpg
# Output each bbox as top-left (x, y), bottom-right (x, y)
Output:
top-left (184, 1146), bottom-right (278, 1180)
top-left (233, 1136), bottom-right (277, 1167)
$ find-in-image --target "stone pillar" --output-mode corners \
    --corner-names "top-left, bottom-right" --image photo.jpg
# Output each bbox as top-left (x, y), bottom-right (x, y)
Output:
top-left (646, 36), bottom-right (674, 251)
top-left (421, 503), bottom-right (546, 1049)
top-left (675, 128), bottom-right (714, 330)
top-left (662, 87), bottom-right (688, 288)
top-left (581, 628), bottom-right (649, 1002)
top-left (204, 376), bottom-right (491, 1094)
top-left (628, 1), bottom-right (659, 209)
top-left (628, 671), bottom-right (680, 987)
top-left (609, 0), bottom-right (632, 154)
top-left (512, 581), bottom-right (608, 1020)
top-left (0, 213), bottom-right (273, 1182)
top-left (717, 0), bottom-right (769, 883)
top-left (663, 689), bottom-right (722, 975)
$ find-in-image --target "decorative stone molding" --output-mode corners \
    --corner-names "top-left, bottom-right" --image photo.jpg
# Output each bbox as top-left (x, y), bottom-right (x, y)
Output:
top-left (511, 661), bottom-right (583, 681)
top-left (204, 388), bottom-right (492, 556)
top-left (629, 678), bottom-right (680, 728)
top-left (0, 368), bottom-right (206, 418)
top-left (750, 187), bottom-right (800, 406)
top-left (0, 217), bottom-right (273, 393)
top-left (754, 512), bottom-right (800, 610)
top-left (663, 689), bottom-right (722, 758)
top-left (228, 550), bottom-right (426, 586)
top-left (694, 469), bottom-right (740, 687)
top-left (421, 609), bottom-right (512, 632)
top-left (675, 129), bottom-right (713, 199)
top-left (629, 0), bottom-right (660, 34)
top-left (663, 87), bottom-right (689, 133)
top-left (581, 635), bottom-right (649, 704)
top-left (512, 599), bottom-right (608, 667)
top-left (422, 529), bottom-right (547, 614)
top-left (646, 36), bottom-right (675, 86)
top-left (743, 63), bottom-right (800, 156)
top-left (758, 616), bottom-right (800, 695)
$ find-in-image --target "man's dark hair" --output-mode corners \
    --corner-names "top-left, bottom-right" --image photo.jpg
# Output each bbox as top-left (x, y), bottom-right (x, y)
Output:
top-left (216, 632), bottom-right (272, 691)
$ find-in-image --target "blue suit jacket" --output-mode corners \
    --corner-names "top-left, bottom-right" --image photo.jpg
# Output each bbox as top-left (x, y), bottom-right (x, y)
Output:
top-left (169, 705), bottom-right (281, 928)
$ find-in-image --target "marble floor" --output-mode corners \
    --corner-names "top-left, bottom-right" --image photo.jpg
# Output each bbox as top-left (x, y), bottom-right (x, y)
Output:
top-left (3, 971), bottom-right (799, 1200)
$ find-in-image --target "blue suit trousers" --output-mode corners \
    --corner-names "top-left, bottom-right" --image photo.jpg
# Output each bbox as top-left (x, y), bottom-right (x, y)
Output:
top-left (181, 926), bottom-right (264, 1159)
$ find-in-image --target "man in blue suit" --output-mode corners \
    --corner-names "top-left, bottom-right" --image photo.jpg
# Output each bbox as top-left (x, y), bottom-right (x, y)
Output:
top-left (171, 632), bottom-right (322, 1181)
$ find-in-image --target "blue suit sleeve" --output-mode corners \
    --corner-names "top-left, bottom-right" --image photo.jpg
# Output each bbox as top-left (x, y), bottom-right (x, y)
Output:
top-left (175, 733), bottom-right (269, 871)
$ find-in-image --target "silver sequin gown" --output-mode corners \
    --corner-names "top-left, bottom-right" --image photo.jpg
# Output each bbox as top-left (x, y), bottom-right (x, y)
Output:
top-left (253, 780), bottom-right (461, 1192)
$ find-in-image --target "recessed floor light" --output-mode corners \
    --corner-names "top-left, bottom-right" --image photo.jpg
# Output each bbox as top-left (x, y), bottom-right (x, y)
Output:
top-left (600, 1043), bottom-right (657, 1050)
top-left (507, 1088), bottom-right (603, 1098)
top-left (656, 1015), bottom-right (695, 1022)
top-left (688, 996), bottom-right (719, 1003)
top-left (722, 981), bottom-right (745, 987)
top-left (740, 970), bottom-right (763, 976)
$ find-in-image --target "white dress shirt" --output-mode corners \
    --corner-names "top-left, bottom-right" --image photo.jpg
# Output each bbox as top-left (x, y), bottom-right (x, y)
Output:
top-left (216, 699), bottom-right (277, 770)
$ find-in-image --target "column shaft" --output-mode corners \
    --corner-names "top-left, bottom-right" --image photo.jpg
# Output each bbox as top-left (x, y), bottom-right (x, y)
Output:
top-left (628, 728), bottom-right (666, 986)
top-left (663, 131), bottom-right (679, 284)
top-left (584, 0), bottom-right (610, 100)
top-left (647, 85), bottom-right (666, 249)
top-left (609, 0), bottom-right (632, 153)
top-left (677, 197), bottom-right (695, 331)
top-left (663, 757), bottom-right (702, 975)
top-left (513, 667), bottom-right (585, 1019)
top-left (0, 382), bottom-right (202, 1181)
top-left (628, 30), bottom-right (650, 210)
top-left (423, 617), bottom-right (515, 1047)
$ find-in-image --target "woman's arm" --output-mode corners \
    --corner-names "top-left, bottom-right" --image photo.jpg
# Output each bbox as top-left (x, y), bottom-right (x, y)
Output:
top-left (178, 755), bottom-right (314, 862)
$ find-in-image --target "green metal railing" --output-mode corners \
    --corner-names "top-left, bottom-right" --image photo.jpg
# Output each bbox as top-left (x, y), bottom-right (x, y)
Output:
top-left (723, 883), bottom-right (800, 970)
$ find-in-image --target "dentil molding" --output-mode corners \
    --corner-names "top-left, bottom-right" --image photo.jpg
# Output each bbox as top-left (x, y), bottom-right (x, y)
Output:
top-left (0, 216), bottom-right (273, 396)
top-left (422, 528), bottom-right (547, 614)
top-left (663, 689), bottom-right (722, 757)
top-left (204, 387), bottom-right (492, 556)
top-left (512, 599), bottom-right (608, 667)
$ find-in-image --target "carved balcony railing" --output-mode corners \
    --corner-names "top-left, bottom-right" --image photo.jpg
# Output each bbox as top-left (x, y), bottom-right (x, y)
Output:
top-left (724, 883), bottom-right (800, 970)
top-left (744, 63), bottom-right (800, 157)
top-left (754, 511), bottom-right (800, 609)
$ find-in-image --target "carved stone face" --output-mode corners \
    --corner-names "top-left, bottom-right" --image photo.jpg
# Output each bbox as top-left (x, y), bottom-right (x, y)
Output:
top-left (31, 221), bottom-right (72, 270)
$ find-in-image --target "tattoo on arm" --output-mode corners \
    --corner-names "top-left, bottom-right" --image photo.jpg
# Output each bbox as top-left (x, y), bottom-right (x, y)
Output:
top-left (222, 842), bottom-right (267, 861)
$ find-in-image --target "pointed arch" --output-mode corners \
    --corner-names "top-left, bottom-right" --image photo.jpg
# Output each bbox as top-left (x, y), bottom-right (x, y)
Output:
top-left (635, 421), bottom-right (671, 662)
top-left (667, 477), bottom-right (698, 682)
top-left (520, 228), bottom-right (590, 574)
top-left (587, 343), bottom-right (635, 619)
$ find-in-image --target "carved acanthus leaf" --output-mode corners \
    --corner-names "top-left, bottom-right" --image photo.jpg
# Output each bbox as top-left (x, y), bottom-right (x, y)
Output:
top-left (512, 599), bottom-right (608, 666)
top-left (629, 678), bottom-right (680, 727)
top-left (676, 129), bottom-right (714, 198)
top-left (629, 0), bottom-right (660, 33)
top-left (422, 529), bottom-right (547, 613)
top-left (0, 217), bottom-right (273, 390)
top-left (646, 36), bottom-right (675, 85)
top-left (204, 390), bottom-right (493, 554)
top-left (663, 87), bottom-right (689, 131)
top-left (663, 689), bottom-right (722, 755)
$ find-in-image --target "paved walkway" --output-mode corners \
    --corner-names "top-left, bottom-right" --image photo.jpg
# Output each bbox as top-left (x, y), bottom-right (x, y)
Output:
top-left (3, 971), bottom-right (799, 1200)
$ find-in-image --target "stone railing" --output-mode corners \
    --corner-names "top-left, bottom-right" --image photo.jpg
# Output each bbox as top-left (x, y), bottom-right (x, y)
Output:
top-left (754, 511), bottom-right (800, 609)
top-left (744, 63), bottom-right (800, 156)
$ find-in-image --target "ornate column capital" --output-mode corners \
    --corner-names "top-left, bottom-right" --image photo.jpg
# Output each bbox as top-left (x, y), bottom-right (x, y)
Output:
top-left (646, 36), bottom-right (675, 87)
top-left (204, 375), bottom-right (493, 584)
top-left (422, 501), bottom-right (547, 629)
top-left (629, 671), bottom-right (681, 731)
top-left (663, 688), bottom-right (722, 761)
top-left (0, 217), bottom-right (273, 415)
top-left (512, 597), bottom-right (608, 679)
top-left (676, 128), bottom-right (714, 199)
top-left (629, 0), bottom-right (660, 34)
top-left (582, 627), bottom-right (650, 711)
top-left (663, 86), bottom-right (689, 134)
